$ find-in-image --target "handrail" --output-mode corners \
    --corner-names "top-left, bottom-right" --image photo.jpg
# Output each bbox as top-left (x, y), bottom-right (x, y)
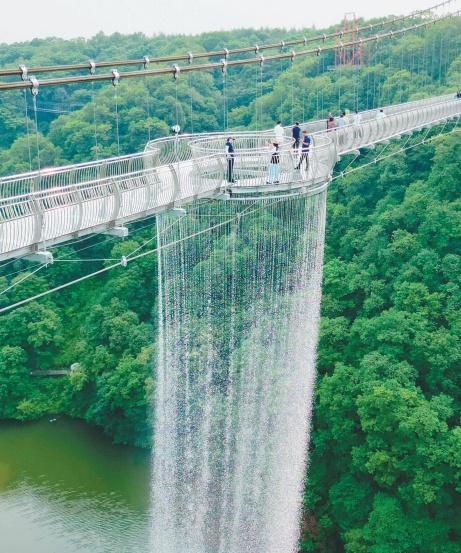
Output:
top-left (0, 136), bottom-right (336, 259)
top-left (0, 92), bottom-right (457, 199)
top-left (144, 92), bottom-right (457, 162)
top-left (1, 94), bottom-right (461, 260)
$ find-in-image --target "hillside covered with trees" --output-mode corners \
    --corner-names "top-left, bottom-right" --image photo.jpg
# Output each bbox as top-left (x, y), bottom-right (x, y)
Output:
top-left (1, 12), bottom-right (461, 552)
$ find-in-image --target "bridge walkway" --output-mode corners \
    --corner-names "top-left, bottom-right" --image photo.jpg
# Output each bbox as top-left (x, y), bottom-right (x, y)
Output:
top-left (0, 93), bottom-right (460, 261)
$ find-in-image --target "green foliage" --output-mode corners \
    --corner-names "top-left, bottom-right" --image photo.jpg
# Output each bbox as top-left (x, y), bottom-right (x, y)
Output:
top-left (1, 15), bottom-right (461, 175)
top-left (0, 346), bottom-right (30, 418)
top-left (303, 130), bottom-right (461, 552)
top-left (0, 221), bottom-right (158, 446)
top-left (84, 347), bottom-right (154, 448)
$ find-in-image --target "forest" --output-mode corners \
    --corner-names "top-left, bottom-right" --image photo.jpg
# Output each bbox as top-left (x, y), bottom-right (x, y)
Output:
top-left (1, 10), bottom-right (461, 553)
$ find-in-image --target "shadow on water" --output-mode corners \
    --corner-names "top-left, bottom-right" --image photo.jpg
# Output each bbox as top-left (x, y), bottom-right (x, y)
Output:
top-left (0, 416), bottom-right (151, 553)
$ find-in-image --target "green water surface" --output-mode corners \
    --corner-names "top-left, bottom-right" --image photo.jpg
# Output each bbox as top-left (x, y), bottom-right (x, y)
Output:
top-left (0, 417), bottom-right (151, 553)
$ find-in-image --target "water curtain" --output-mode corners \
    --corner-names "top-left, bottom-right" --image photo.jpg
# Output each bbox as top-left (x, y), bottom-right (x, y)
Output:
top-left (152, 191), bottom-right (326, 553)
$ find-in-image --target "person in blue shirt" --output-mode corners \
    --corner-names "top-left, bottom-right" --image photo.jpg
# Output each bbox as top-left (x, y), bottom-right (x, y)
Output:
top-left (292, 122), bottom-right (301, 149)
top-left (225, 137), bottom-right (235, 183)
top-left (295, 131), bottom-right (310, 170)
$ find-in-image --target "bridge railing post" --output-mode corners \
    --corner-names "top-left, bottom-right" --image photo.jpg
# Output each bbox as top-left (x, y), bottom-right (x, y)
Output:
top-left (71, 184), bottom-right (84, 234)
top-left (29, 193), bottom-right (44, 248)
top-left (109, 178), bottom-right (122, 225)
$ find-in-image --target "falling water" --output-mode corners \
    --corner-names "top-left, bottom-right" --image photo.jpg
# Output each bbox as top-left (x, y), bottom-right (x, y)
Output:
top-left (151, 190), bottom-right (327, 553)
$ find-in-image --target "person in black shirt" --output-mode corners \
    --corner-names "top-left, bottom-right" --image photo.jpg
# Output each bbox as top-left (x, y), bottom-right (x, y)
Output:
top-left (225, 137), bottom-right (235, 183)
top-left (267, 140), bottom-right (280, 184)
top-left (292, 122), bottom-right (301, 149)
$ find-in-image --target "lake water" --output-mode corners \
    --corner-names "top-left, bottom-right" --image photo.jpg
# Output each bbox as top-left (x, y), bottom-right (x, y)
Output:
top-left (0, 417), bottom-right (151, 553)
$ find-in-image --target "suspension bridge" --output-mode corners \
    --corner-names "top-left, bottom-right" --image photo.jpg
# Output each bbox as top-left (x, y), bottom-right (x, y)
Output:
top-left (0, 91), bottom-right (460, 263)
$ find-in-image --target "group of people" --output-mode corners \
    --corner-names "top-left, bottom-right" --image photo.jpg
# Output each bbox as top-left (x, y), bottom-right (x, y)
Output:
top-left (325, 109), bottom-right (367, 131)
top-left (226, 121), bottom-right (312, 185)
top-left (226, 107), bottom-right (391, 185)
top-left (325, 108), bottom-right (388, 143)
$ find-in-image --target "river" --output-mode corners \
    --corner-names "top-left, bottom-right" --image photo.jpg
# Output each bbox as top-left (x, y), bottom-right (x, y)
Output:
top-left (0, 417), bottom-right (151, 553)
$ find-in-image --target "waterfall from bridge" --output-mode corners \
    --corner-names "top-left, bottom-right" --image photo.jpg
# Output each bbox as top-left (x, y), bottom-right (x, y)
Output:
top-left (151, 190), bottom-right (326, 553)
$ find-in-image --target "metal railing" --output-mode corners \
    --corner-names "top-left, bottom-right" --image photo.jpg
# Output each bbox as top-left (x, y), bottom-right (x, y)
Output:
top-left (297, 93), bottom-right (457, 135)
top-left (1, 92), bottom-right (456, 199)
top-left (0, 135), bottom-right (337, 258)
top-left (0, 151), bottom-right (159, 199)
top-left (142, 92), bottom-right (458, 162)
top-left (188, 134), bottom-right (335, 189)
top-left (1, 93), bottom-right (461, 260)
top-left (321, 97), bottom-right (461, 153)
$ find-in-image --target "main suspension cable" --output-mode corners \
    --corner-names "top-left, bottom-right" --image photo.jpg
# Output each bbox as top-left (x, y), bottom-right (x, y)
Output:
top-left (0, 1), bottom-right (451, 80)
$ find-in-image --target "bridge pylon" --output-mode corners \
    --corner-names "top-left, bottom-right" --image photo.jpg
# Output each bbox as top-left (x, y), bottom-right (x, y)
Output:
top-left (335, 12), bottom-right (365, 69)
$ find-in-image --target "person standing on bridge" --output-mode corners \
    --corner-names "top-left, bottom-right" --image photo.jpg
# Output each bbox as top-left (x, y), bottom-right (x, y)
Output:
top-left (274, 120), bottom-right (284, 143)
top-left (352, 110), bottom-right (363, 138)
top-left (335, 113), bottom-right (347, 146)
top-left (295, 131), bottom-right (310, 170)
top-left (292, 122), bottom-right (301, 149)
top-left (267, 140), bottom-right (280, 184)
top-left (327, 116), bottom-right (337, 132)
top-left (225, 137), bottom-right (236, 183)
top-left (337, 113), bottom-right (347, 128)
top-left (375, 109), bottom-right (386, 135)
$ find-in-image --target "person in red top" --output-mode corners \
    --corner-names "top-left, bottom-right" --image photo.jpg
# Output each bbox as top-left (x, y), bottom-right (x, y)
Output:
top-left (327, 116), bottom-right (337, 131)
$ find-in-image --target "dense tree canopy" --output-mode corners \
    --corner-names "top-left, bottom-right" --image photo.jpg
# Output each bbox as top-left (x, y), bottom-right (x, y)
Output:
top-left (302, 130), bottom-right (461, 552)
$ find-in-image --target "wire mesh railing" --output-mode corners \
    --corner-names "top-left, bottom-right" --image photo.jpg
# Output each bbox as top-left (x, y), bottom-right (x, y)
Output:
top-left (0, 136), bottom-right (337, 258)
top-left (0, 150), bottom-right (159, 199)
top-left (0, 91), bottom-right (457, 201)
top-left (188, 134), bottom-right (335, 189)
top-left (1, 93), bottom-right (461, 259)
top-left (330, 96), bottom-right (461, 153)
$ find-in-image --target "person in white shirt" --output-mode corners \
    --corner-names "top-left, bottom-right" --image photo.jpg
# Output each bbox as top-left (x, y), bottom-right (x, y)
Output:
top-left (352, 110), bottom-right (363, 139)
top-left (336, 114), bottom-right (347, 145)
top-left (274, 120), bottom-right (284, 142)
top-left (375, 109), bottom-right (386, 135)
top-left (352, 110), bottom-right (362, 125)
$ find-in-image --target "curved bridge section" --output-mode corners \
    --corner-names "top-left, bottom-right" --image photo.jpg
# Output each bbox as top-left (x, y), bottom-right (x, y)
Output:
top-left (0, 93), bottom-right (460, 260)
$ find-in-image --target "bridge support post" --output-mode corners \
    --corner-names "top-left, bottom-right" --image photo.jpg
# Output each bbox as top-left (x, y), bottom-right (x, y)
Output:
top-left (168, 207), bottom-right (187, 218)
top-left (24, 251), bottom-right (53, 264)
top-left (103, 226), bottom-right (129, 238)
